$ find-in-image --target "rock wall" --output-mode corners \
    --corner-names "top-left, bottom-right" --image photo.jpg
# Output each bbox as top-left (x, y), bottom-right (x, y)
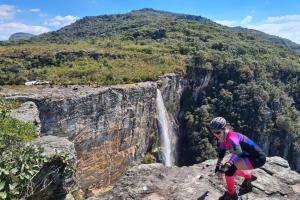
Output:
top-left (257, 131), bottom-right (300, 171)
top-left (34, 83), bottom-right (158, 194)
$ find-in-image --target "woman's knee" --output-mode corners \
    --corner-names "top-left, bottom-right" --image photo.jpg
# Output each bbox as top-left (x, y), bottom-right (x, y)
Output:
top-left (250, 155), bottom-right (266, 168)
top-left (256, 155), bottom-right (266, 168)
top-left (225, 165), bottom-right (237, 176)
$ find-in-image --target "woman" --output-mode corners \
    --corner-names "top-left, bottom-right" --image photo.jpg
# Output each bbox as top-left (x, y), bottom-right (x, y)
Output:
top-left (209, 117), bottom-right (266, 200)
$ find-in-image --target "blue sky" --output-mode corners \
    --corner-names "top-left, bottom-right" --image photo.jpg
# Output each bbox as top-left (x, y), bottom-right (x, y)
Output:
top-left (1, 0), bottom-right (300, 43)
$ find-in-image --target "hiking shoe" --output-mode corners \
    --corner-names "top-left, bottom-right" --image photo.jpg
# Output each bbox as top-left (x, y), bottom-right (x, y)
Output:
top-left (240, 175), bottom-right (257, 192)
top-left (219, 192), bottom-right (238, 200)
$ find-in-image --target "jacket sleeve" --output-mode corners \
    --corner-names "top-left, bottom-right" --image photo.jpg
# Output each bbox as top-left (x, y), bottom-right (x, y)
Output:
top-left (227, 134), bottom-right (243, 165)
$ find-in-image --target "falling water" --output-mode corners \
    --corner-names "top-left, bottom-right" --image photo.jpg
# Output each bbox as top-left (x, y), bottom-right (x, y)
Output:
top-left (156, 89), bottom-right (177, 166)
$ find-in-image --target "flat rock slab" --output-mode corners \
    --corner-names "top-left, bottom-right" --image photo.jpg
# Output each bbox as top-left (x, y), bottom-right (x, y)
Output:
top-left (89, 157), bottom-right (300, 200)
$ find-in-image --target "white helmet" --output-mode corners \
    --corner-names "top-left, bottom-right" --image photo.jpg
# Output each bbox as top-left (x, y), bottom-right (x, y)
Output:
top-left (209, 117), bottom-right (226, 131)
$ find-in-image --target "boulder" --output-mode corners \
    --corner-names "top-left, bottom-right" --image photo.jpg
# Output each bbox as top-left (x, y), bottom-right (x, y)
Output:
top-left (11, 101), bottom-right (41, 134)
top-left (28, 136), bottom-right (78, 200)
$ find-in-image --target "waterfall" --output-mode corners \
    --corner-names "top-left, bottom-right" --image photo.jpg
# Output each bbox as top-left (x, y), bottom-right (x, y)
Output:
top-left (156, 89), bottom-right (177, 166)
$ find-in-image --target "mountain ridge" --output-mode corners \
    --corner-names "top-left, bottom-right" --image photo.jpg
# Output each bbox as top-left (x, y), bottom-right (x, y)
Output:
top-left (32, 8), bottom-right (209, 42)
top-left (31, 8), bottom-right (300, 53)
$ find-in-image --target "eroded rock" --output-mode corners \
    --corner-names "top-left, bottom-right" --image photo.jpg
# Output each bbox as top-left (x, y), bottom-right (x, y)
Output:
top-left (11, 101), bottom-right (41, 134)
top-left (29, 136), bottom-right (78, 200)
top-left (91, 157), bottom-right (300, 200)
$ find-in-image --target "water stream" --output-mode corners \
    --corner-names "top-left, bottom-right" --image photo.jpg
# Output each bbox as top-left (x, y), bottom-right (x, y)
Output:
top-left (156, 89), bottom-right (177, 166)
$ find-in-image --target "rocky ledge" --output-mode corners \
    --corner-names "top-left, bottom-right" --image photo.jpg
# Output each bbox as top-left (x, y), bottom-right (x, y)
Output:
top-left (90, 157), bottom-right (300, 200)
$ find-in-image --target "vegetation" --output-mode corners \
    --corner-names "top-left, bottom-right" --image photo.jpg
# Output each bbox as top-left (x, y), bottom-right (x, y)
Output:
top-left (0, 9), bottom-right (300, 86)
top-left (0, 98), bottom-right (74, 200)
top-left (142, 153), bottom-right (156, 164)
top-left (0, 98), bottom-right (40, 199)
top-left (0, 9), bottom-right (300, 166)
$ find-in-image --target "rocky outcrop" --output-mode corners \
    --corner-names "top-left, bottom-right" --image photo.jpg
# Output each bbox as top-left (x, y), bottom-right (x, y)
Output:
top-left (91, 157), bottom-right (300, 200)
top-left (11, 101), bottom-right (41, 134)
top-left (29, 136), bottom-right (77, 200)
top-left (185, 67), bottom-right (212, 102)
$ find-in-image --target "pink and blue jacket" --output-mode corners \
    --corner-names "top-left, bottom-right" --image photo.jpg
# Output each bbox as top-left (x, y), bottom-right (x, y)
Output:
top-left (217, 130), bottom-right (264, 166)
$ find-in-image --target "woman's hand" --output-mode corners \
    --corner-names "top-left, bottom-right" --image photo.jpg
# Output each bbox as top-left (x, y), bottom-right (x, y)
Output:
top-left (219, 162), bottom-right (232, 173)
top-left (214, 164), bottom-right (223, 177)
top-left (215, 164), bottom-right (221, 173)
top-left (215, 171), bottom-right (223, 177)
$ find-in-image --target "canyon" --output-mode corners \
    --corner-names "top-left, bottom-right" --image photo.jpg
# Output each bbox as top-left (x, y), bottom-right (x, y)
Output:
top-left (1, 68), bottom-right (300, 198)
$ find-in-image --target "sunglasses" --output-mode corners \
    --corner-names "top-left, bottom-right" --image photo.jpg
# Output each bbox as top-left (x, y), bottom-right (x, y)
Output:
top-left (212, 130), bottom-right (222, 135)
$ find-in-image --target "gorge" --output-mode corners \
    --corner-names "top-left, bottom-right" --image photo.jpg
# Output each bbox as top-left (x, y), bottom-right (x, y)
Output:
top-left (2, 67), bottom-right (300, 198)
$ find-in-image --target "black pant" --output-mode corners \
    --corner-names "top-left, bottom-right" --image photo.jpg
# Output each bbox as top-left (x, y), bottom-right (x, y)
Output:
top-left (225, 154), bottom-right (266, 177)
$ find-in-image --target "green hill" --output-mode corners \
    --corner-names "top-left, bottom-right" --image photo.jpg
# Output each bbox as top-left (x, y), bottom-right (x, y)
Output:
top-left (33, 8), bottom-right (209, 42)
top-left (0, 8), bottom-right (300, 86)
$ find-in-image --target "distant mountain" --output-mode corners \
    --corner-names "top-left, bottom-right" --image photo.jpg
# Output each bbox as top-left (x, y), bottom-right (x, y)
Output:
top-left (33, 8), bottom-right (209, 42)
top-left (9, 32), bottom-right (35, 41)
top-left (234, 27), bottom-right (300, 52)
top-left (32, 8), bottom-right (300, 53)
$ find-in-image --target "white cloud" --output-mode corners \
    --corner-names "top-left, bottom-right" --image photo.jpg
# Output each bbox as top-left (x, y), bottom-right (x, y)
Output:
top-left (241, 15), bottom-right (253, 25)
top-left (248, 21), bottom-right (300, 44)
top-left (248, 14), bottom-right (300, 44)
top-left (214, 14), bottom-right (300, 44)
top-left (29, 8), bottom-right (40, 13)
top-left (0, 4), bottom-right (16, 20)
top-left (0, 5), bottom-right (48, 40)
top-left (266, 15), bottom-right (300, 23)
top-left (0, 22), bottom-right (49, 40)
top-left (214, 20), bottom-right (237, 27)
top-left (38, 13), bottom-right (48, 17)
top-left (45, 15), bottom-right (79, 27)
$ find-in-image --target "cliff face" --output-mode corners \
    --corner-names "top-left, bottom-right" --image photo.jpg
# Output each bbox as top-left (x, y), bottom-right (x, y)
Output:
top-left (35, 83), bottom-right (158, 193)
top-left (258, 131), bottom-right (300, 171)
top-left (1, 75), bottom-right (184, 195)
top-left (90, 157), bottom-right (300, 200)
